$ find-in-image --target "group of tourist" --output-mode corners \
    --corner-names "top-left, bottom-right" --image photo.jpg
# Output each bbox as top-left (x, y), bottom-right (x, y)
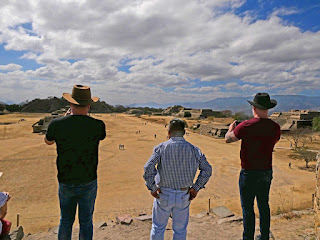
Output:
top-left (2, 85), bottom-right (281, 240)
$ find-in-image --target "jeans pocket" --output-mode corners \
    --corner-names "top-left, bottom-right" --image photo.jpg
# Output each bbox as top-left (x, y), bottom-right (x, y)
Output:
top-left (158, 193), bottom-right (169, 207)
top-left (176, 193), bottom-right (190, 209)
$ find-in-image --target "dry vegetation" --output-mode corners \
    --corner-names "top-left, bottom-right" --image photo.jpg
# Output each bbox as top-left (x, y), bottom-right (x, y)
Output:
top-left (0, 113), bottom-right (318, 237)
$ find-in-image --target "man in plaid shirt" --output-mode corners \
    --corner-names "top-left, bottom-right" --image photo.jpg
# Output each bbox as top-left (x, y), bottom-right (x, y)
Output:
top-left (144, 118), bottom-right (212, 240)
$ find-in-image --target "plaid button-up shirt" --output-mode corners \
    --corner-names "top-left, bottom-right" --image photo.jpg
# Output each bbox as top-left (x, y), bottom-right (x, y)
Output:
top-left (143, 137), bottom-right (212, 192)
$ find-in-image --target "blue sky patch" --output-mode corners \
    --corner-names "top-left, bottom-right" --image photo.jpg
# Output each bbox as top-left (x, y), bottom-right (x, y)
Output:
top-left (0, 44), bottom-right (43, 71)
top-left (235, 0), bottom-right (320, 32)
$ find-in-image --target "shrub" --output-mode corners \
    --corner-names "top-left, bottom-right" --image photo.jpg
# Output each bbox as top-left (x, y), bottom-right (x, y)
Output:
top-left (184, 111), bottom-right (191, 117)
top-left (313, 116), bottom-right (320, 131)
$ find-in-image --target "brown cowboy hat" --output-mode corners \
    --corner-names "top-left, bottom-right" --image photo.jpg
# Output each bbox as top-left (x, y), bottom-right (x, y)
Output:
top-left (247, 93), bottom-right (277, 110)
top-left (63, 85), bottom-right (99, 106)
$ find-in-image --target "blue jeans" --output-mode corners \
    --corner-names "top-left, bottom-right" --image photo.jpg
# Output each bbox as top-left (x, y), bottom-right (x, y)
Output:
top-left (58, 179), bottom-right (97, 240)
top-left (239, 169), bottom-right (273, 240)
top-left (151, 187), bottom-right (190, 240)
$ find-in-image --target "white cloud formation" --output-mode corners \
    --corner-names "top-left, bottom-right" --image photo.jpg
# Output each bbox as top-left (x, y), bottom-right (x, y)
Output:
top-left (0, 0), bottom-right (319, 104)
top-left (0, 64), bottom-right (22, 71)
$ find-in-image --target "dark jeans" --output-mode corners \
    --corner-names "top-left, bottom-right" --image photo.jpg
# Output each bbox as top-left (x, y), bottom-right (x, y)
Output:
top-left (58, 179), bottom-right (97, 240)
top-left (239, 169), bottom-right (273, 240)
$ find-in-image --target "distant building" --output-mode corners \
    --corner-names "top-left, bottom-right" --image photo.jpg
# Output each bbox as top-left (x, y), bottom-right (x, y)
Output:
top-left (270, 109), bottom-right (320, 131)
top-left (175, 108), bottom-right (221, 119)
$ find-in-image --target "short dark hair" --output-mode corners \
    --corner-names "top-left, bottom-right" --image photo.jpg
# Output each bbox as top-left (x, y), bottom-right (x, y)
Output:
top-left (169, 118), bottom-right (185, 133)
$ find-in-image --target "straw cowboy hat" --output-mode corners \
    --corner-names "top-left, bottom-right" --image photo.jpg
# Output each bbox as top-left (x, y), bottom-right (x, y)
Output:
top-left (63, 85), bottom-right (99, 106)
top-left (247, 93), bottom-right (277, 110)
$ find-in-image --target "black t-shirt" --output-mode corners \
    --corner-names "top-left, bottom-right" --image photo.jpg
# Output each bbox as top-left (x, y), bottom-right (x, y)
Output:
top-left (46, 115), bottom-right (106, 184)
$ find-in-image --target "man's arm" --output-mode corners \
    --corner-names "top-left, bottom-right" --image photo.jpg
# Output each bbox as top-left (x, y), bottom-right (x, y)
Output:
top-left (191, 151), bottom-right (212, 200)
top-left (44, 121), bottom-right (55, 145)
top-left (44, 136), bottom-right (55, 145)
top-left (0, 202), bottom-right (8, 219)
top-left (225, 120), bottom-right (240, 143)
top-left (143, 147), bottom-right (161, 198)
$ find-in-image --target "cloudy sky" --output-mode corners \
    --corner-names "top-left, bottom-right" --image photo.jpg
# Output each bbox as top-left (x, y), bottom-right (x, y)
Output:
top-left (0, 0), bottom-right (319, 105)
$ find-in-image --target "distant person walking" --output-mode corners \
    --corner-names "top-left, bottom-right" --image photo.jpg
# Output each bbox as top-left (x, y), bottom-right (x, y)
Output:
top-left (45, 85), bottom-right (106, 240)
top-left (225, 93), bottom-right (281, 240)
top-left (144, 118), bottom-right (212, 240)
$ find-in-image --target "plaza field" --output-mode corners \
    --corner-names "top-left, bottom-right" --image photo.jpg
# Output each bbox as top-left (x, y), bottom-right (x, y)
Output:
top-left (0, 113), bottom-right (318, 234)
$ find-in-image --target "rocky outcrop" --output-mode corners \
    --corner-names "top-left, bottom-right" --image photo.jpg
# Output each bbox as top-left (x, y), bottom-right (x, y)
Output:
top-left (1, 226), bottom-right (24, 240)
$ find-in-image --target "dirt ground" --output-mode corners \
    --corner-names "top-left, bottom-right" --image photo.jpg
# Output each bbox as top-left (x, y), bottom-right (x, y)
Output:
top-left (0, 113), bottom-right (318, 235)
top-left (23, 211), bottom-right (315, 240)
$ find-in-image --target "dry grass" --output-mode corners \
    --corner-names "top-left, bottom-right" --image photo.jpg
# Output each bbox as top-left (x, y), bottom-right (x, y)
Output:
top-left (0, 113), bottom-right (317, 234)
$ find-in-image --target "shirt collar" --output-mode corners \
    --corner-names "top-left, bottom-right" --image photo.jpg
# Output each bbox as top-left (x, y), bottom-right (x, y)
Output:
top-left (170, 137), bottom-right (185, 141)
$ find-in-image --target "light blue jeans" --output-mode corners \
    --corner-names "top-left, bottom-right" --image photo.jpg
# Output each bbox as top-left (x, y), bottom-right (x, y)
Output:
top-left (151, 187), bottom-right (190, 240)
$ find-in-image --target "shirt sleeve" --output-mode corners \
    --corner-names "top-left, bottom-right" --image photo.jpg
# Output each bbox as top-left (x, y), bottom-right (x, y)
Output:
top-left (192, 147), bottom-right (212, 192)
top-left (46, 121), bottom-right (56, 141)
top-left (100, 121), bottom-right (106, 140)
top-left (233, 122), bottom-right (245, 140)
top-left (143, 145), bottom-right (161, 192)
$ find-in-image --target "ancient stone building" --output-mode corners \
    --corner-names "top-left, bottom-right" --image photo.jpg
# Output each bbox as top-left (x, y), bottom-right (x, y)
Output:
top-left (176, 108), bottom-right (219, 119)
top-left (270, 110), bottom-right (320, 131)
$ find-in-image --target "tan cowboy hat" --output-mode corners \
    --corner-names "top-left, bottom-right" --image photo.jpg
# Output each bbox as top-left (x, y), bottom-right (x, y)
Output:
top-left (63, 85), bottom-right (99, 106)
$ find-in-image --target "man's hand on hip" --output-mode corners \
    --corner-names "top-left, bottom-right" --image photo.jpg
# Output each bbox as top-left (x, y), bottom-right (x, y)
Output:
top-left (188, 188), bottom-right (198, 201)
top-left (151, 189), bottom-right (161, 199)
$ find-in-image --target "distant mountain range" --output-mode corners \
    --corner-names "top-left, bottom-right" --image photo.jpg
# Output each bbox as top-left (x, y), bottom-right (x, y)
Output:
top-left (2, 95), bottom-right (320, 114)
top-left (128, 95), bottom-right (320, 114)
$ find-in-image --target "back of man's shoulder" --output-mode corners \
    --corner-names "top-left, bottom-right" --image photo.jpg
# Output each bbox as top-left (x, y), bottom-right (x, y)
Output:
top-left (49, 116), bottom-right (67, 125)
top-left (88, 116), bottom-right (105, 124)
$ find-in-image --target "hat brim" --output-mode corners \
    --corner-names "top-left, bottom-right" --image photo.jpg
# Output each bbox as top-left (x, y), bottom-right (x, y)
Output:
top-left (63, 93), bottom-right (99, 106)
top-left (247, 99), bottom-right (277, 110)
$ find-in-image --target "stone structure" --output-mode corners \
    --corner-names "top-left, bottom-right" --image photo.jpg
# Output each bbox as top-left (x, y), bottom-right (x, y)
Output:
top-left (32, 108), bottom-right (67, 133)
top-left (198, 123), bottom-right (229, 138)
top-left (270, 110), bottom-right (320, 131)
top-left (0, 109), bottom-right (10, 115)
top-left (176, 108), bottom-right (219, 119)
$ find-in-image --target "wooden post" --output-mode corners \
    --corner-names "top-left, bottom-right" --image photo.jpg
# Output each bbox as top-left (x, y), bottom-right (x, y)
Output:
top-left (17, 213), bottom-right (20, 227)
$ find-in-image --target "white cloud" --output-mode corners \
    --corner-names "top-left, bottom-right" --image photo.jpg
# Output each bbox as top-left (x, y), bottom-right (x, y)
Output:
top-left (0, 64), bottom-right (22, 71)
top-left (0, 0), bottom-right (319, 104)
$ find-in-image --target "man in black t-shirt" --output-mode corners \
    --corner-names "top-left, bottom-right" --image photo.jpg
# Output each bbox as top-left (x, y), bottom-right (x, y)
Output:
top-left (45, 85), bottom-right (106, 240)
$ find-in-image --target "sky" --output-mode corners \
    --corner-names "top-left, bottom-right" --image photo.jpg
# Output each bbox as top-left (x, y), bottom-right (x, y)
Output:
top-left (0, 0), bottom-right (320, 105)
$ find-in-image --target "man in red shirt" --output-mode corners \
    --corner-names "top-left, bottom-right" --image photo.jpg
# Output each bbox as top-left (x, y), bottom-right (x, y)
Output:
top-left (225, 93), bottom-right (281, 240)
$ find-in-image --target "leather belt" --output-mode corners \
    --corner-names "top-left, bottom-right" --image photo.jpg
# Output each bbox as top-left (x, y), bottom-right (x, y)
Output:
top-left (180, 187), bottom-right (189, 191)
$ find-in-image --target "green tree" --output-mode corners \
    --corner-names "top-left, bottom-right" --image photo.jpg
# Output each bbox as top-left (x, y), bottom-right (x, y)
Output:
top-left (313, 116), bottom-right (320, 131)
top-left (233, 112), bottom-right (249, 120)
top-left (5, 104), bottom-right (23, 112)
top-left (184, 111), bottom-right (191, 118)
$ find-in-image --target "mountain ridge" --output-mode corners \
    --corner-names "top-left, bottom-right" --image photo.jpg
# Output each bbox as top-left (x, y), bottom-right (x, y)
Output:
top-left (129, 95), bottom-right (320, 114)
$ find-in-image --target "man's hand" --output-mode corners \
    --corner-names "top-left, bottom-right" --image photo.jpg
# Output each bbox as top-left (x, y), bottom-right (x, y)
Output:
top-left (228, 120), bottom-right (237, 132)
top-left (4, 192), bottom-right (10, 201)
top-left (151, 189), bottom-right (161, 199)
top-left (225, 120), bottom-right (240, 143)
top-left (44, 137), bottom-right (55, 145)
top-left (188, 188), bottom-right (198, 201)
top-left (65, 108), bottom-right (72, 116)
